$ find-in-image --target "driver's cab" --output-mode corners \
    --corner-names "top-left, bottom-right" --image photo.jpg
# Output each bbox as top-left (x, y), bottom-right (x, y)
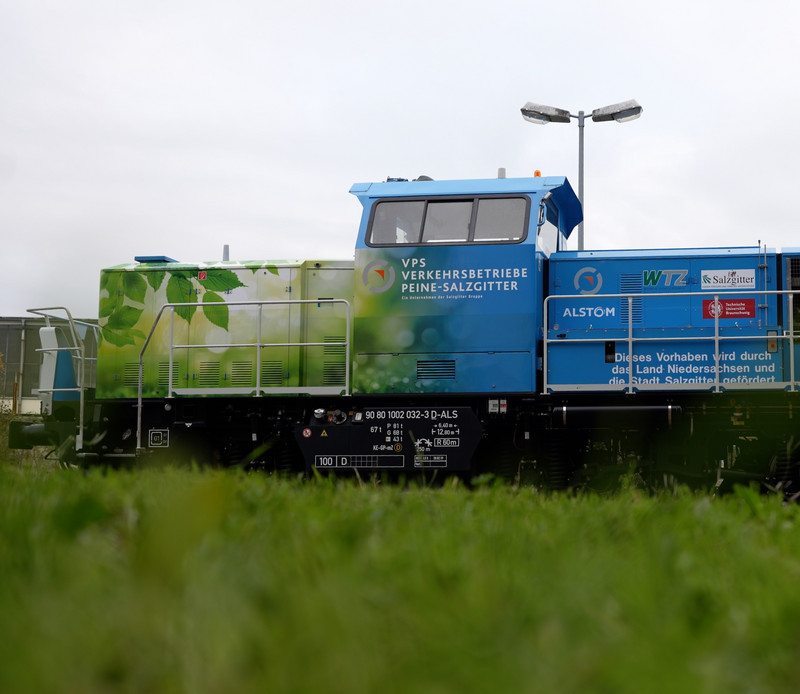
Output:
top-left (349, 175), bottom-right (581, 394)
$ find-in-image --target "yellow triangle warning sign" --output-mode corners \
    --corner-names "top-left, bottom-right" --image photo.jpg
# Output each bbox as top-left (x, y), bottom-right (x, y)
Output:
top-left (320, 430), bottom-right (328, 437)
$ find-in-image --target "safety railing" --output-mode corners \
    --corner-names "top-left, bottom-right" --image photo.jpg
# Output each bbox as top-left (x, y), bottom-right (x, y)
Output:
top-left (27, 307), bottom-right (99, 451)
top-left (543, 289), bottom-right (799, 394)
top-left (135, 299), bottom-right (351, 451)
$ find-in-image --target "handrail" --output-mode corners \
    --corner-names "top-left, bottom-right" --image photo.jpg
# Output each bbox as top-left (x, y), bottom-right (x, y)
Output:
top-left (543, 289), bottom-right (800, 394)
top-left (136, 299), bottom-right (351, 452)
top-left (26, 307), bottom-right (100, 451)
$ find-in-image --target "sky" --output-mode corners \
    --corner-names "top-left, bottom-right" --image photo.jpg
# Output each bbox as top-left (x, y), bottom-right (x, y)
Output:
top-left (2, 0), bottom-right (800, 317)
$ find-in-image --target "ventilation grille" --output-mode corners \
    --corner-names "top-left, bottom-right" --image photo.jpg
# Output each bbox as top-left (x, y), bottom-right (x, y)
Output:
top-left (158, 362), bottom-right (181, 386)
top-left (198, 362), bottom-right (220, 388)
top-left (123, 363), bottom-right (140, 388)
top-left (619, 273), bottom-right (643, 324)
top-left (789, 259), bottom-right (800, 337)
top-left (789, 257), bottom-right (800, 290)
top-left (417, 360), bottom-right (456, 380)
top-left (261, 361), bottom-right (285, 386)
top-left (321, 335), bottom-right (347, 385)
top-left (323, 335), bottom-right (346, 356)
top-left (231, 361), bottom-right (254, 387)
top-left (323, 362), bottom-right (346, 386)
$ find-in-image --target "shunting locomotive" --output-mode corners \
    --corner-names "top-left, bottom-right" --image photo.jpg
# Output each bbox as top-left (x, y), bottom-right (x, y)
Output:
top-left (10, 173), bottom-right (800, 490)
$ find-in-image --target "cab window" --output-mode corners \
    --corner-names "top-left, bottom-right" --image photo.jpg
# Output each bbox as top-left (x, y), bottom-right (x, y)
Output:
top-left (474, 198), bottom-right (527, 242)
top-left (369, 200), bottom-right (424, 244)
top-left (537, 200), bottom-right (561, 256)
top-left (367, 196), bottom-right (529, 246)
top-left (421, 201), bottom-right (472, 243)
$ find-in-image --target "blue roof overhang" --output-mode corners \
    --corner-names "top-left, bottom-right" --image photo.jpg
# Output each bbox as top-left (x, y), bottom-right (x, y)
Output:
top-left (350, 176), bottom-right (583, 237)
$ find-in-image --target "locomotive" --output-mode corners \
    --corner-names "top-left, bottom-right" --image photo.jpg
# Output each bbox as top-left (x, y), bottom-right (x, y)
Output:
top-left (9, 173), bottom-right (800, 490)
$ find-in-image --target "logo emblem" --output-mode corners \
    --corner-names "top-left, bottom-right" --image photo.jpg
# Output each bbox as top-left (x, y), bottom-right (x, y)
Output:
top-left (362, 259), bottom-right (396, 293)
top-left (574, 266), bottom-right (603, 295)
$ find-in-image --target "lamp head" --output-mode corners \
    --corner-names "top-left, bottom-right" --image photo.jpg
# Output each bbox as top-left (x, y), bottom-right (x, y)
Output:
top-left (520, 102), bottom-right (572, 124)
top-left (591, 100), bottom-right (643, 123)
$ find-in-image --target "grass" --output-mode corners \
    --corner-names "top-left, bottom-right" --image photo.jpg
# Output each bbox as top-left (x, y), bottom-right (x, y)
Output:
top-left (1, 462), bottom-right (800, 693)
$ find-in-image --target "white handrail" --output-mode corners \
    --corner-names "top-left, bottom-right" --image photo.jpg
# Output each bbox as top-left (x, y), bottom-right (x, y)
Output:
top-left (135, 299), bottom-right (351, 452)
top-left (26, 307), bottom-right (99, 451)
top-left (543, 289), bottom-right (800, 394)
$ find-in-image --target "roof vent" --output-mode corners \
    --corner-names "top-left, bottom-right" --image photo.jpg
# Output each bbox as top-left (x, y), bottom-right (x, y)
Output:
top-left (135, 255), bottom-right (178, 264)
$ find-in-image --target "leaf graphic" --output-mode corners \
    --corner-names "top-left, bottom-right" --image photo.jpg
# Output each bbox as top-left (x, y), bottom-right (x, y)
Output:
top-left (167, 274), bottom-right (197, 322)
top-left (198, 269), bottom-right (246, 292)
top-left (107, 305), bottom-right (143, 330)
top-left (123, 272), bottom-right (147, 304)
top-left (175, 304), bottom-right (197, 322)
top-left (100, 271), bottom-right (122, 294)
top-left (202, 292), bottom-right (229, 330)
top-left (166, 274), bottom-right (193, 300)
top-left (101, 325), bottom-right (136, 347)
top-left (147, 270), bottom-right (166, 291)
top-left (99, 292), bottom-right (124, 319)
top-left (264, 265), bottom-right (280, 276)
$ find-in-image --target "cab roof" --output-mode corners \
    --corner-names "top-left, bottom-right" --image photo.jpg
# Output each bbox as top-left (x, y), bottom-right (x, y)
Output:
top-left (350, 176), bottom-right (583, 238)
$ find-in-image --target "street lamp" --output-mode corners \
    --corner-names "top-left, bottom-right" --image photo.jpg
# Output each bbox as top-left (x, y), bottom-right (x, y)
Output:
top-left (520, 99), bottom-right (643, 250)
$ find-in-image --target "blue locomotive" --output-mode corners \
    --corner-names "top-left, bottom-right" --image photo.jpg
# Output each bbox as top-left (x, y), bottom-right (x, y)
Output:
top-left (10, 173), bottom-right (800, 490)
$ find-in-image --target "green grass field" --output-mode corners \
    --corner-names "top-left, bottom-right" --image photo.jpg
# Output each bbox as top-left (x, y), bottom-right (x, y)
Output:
top-left (2, 461), bottom-right (800, 694)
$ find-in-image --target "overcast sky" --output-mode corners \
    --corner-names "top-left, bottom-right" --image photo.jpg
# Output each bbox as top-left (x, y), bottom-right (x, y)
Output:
top-left (2, 0), bottom-right (799, 317)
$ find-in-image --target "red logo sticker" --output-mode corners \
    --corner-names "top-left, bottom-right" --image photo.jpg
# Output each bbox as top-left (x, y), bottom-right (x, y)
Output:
top-left (703, 298), bottom-right (756, 319)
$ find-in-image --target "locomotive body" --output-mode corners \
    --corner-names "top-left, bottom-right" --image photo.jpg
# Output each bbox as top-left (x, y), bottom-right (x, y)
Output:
top-left (546, 247), bottom-right (784, 393)
top-left (10, 174), bottom-right (800, 490)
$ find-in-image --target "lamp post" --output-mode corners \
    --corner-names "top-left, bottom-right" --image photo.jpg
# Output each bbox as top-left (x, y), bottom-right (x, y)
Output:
top-left (520, 99), bottom-right (642, 251)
